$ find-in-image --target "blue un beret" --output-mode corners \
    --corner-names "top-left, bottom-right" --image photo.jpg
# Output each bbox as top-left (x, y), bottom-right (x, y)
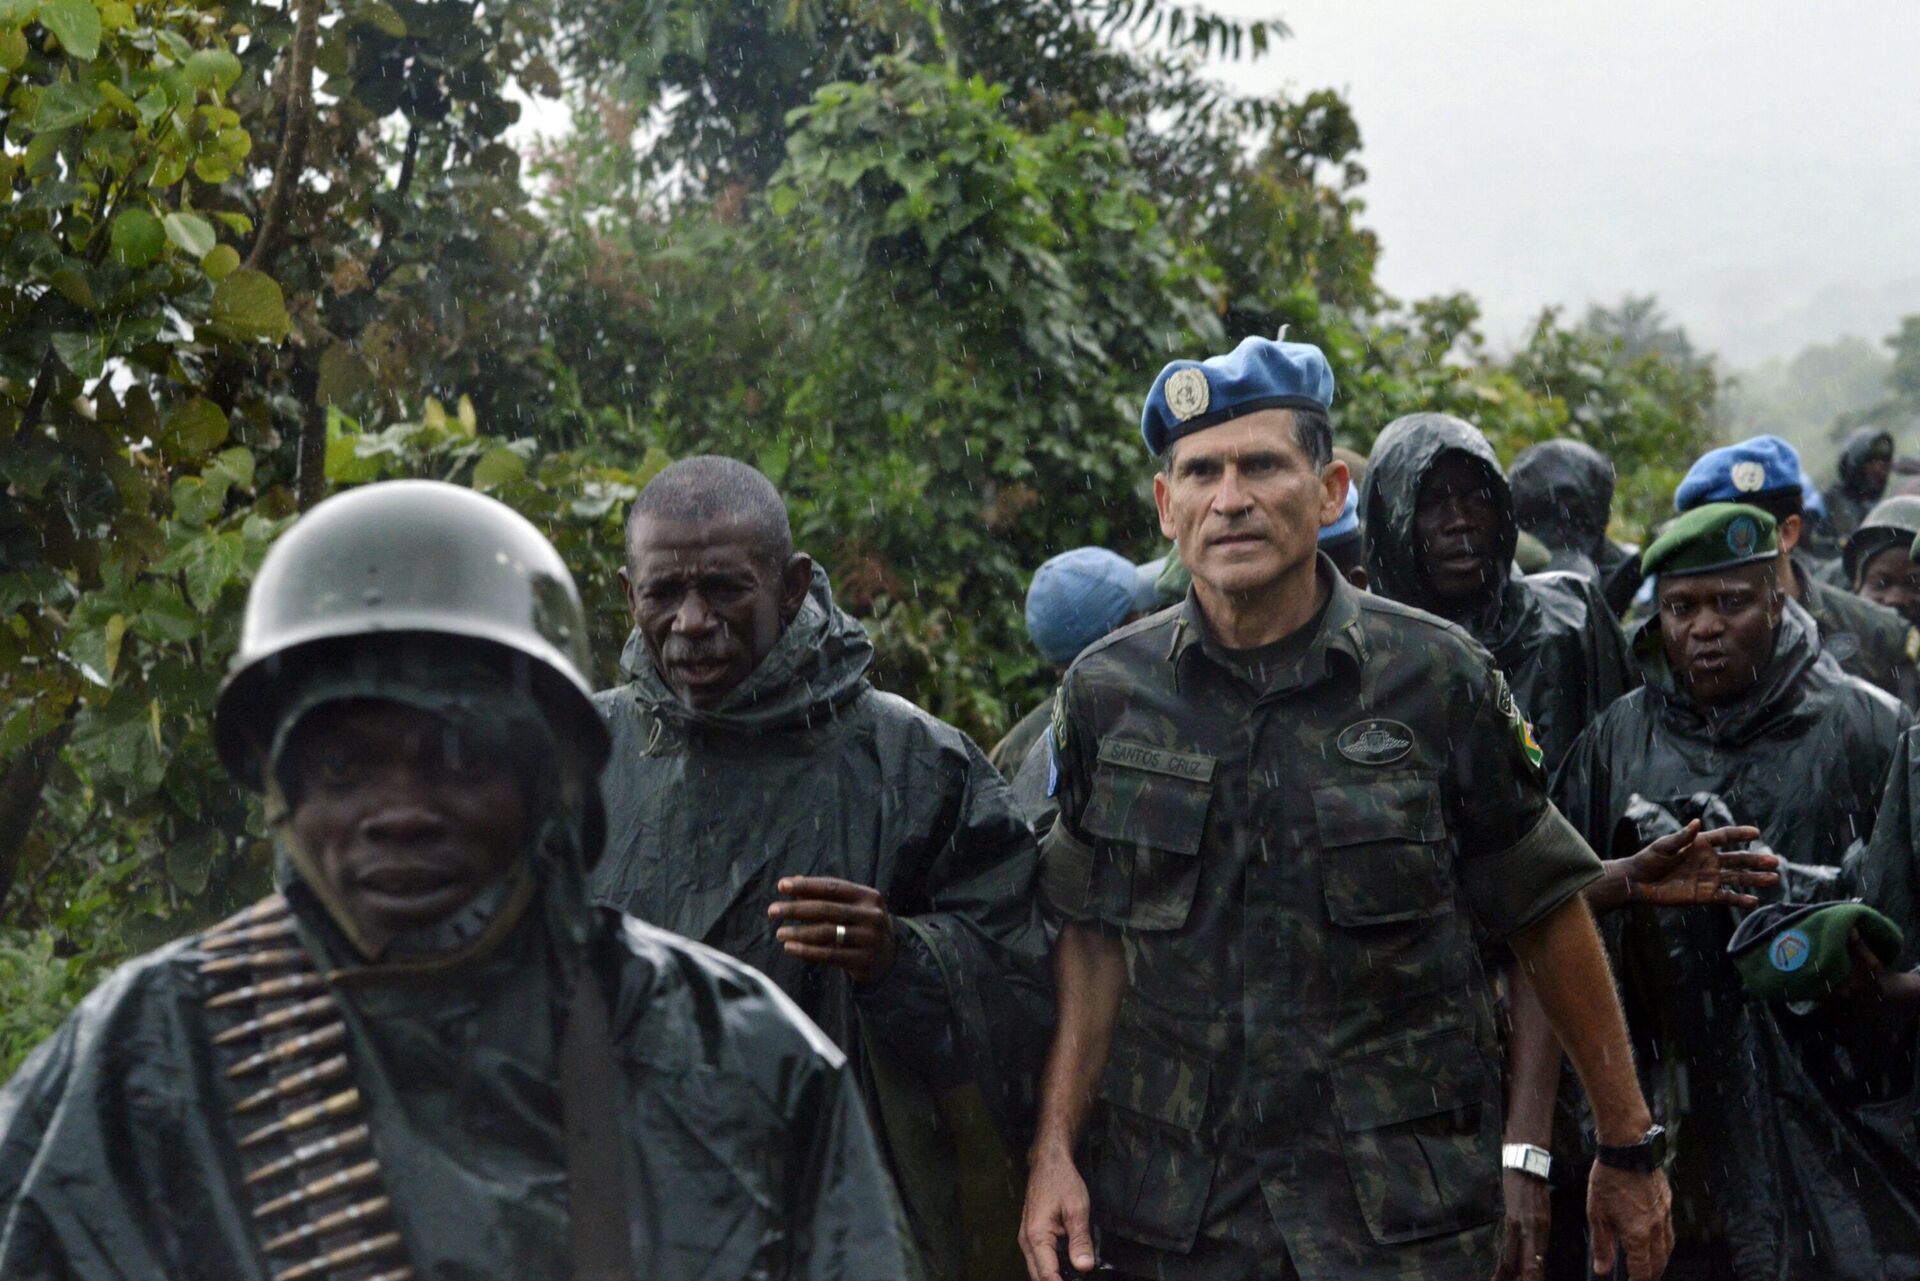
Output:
top-left (1675, 435), bottom-right (1805, 512)
top-left (1025, 548), bottom-right (1139, 666)
top-left (1141, 336), bottom-right (1334, 458)
top-left (1320, 484), bottom-right (1360, 543)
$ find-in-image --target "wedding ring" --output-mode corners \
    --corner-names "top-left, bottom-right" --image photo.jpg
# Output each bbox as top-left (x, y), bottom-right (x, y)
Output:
top-left (834, 924), bottom-right (848, 947)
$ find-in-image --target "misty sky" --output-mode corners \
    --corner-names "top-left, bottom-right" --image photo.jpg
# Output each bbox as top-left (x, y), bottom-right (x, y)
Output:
top-left (1204, 1), bottom-right (1920, 367)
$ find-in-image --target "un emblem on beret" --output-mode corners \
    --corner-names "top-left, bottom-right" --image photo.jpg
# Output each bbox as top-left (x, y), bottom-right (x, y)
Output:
top-left (1726, 514), bottom-right (1759, 557)
top-left (1769, 928), bottom-right (1811, 973)
top-left (1165, 368), bottom-right (1211, 422)
top-left (1731, 461), bottom-right (1767, 493)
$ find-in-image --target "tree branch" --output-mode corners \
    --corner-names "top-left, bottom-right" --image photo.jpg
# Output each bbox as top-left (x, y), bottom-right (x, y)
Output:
top-left (246, 0), bottom-right (325, 273)
top-left (0, 714), bottom-right (77, 918)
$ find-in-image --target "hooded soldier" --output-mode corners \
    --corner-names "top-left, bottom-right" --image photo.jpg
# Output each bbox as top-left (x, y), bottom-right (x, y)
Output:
top-left (1509, 440), bottom-right (1644, 618)
top-left (1823, 427), bottom-right (1897, 546)
top-left (1554, 503), bottom-right (1916, 1280)
top-left (593, 456), bottom-right (1051, 1281)
top-left (0, 481), bottom-right (910, 1280)
top-left (1360, 413), bottom-right (1637, 776)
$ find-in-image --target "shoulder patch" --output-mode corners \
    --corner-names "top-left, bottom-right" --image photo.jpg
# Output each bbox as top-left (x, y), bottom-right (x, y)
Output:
top-left (1905, 627), bottom-right (1919, 664)
top-left (1493, 673), bottom-right (1544, 770)
top-left (1051, 684), bottom-right (1068, 750)
top-left (1336, 719), bottom-right (1415, 766)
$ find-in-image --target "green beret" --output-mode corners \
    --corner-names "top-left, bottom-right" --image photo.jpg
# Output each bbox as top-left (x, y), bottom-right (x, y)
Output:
top-left (1727, 901), bottom-right (1904, 1003)
top-left (1641, 502), bottom-right (1778, 578)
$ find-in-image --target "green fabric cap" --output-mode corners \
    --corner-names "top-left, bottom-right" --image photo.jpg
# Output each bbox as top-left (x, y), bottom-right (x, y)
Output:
top-left (1728, 901), bottom-right (1905, 1003)
top-left (1641, 502), bottom-right (1778, 578)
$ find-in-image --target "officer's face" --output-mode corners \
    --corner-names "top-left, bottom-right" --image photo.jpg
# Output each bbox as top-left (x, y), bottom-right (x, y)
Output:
top-left (1655, 563), bottom-right (1782, 706)
top-left (1414, 453), bottom-right (1503, 606)
top-left (1859, 544), bottom-right (1920, 624)
top-left (623, 516), bottom-right (812, 708)
top-left (282, 702), bottom-right (527, 954)
top-left (1153, 411), bottom-right (1347, 600)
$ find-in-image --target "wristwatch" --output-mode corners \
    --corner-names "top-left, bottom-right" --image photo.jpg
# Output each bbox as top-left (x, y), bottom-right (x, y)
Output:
top-left (1595, 1124), bottom-right (1668, 1173)
top-left (1501, 1143), bottom-right (1552, 1181)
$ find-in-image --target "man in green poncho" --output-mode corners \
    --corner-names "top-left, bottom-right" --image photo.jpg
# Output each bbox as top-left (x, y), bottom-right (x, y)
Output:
top-left (0, 480), bottom-right (910, 1279)
top-left (592, 455), bottom-right (1053, 1281)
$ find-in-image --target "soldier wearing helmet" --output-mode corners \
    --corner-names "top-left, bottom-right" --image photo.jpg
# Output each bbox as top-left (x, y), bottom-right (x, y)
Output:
top-left (0, 480), bottom-right (910, 1280)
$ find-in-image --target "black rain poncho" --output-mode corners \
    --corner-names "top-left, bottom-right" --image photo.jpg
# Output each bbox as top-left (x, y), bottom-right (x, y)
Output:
top-left (591, 567), bottom-right (1052, 1280)
top-left (1362, 416), bottom-right (1638, 774)
top-left (1508, 440), bottom-right (1644, 616)
top-left (0, 658), bottom-right (911, 1281)
top-left (1553, 606), bottom-right (1919, 1280)
top-left (1825, 427), bottom-right (1896, 545)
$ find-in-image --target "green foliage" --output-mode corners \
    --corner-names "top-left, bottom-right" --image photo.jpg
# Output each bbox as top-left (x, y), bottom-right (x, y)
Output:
top-left (2, 0), bottom-right (1727, 1073)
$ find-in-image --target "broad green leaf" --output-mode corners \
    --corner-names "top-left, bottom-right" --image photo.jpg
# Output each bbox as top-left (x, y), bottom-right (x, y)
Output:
top-left (49, 328), bottom-right (104, 379)
top-left (110, 208), bottom-right (164, 267)
top-left (208, 269), bottom-right (290, 341)
top-left (316, 342), bottom-right (372, 405)
top-left (422, 396), bottom-right (448, 431)
top-left (32, 80), bottom-right (101, 131)
top-left (133, 86), bottom-right (167, 127)
top-left (163, 529), bottom-right (247, 608)
top-left (48, 266), bottom-right (94, 309)
top-left (349, 0), bottom-right (406, 36)
top-left (157, 395), bottom-right (228, 460)
top-left (37, 0), bottom-right (99, 60)
top-left (323, 432), bottom-right (380, 484)
top-left (456, 394), bottom-right (477, 434)
top-left (0, 0), bottom-right (40, 28)
top-left (152, 28), bottom-right (191, 63)
top-left (169, 473), bottom-right (230, 525)
top-left (130, 590), bottom-right (198, 643)
top-left (471, 446), bottom-right (525, 491)
top-left (161, 210), bottom-right (215, 258)
top-left (200, 243), bottom-right (239, 280)
top-left (183, 48), bottom-right (241, 94)
top-left (0, 27), bottom-right (26, 71)
top-left (190, 154), bottom-right (231, 183)
top-left (164, 830), bottom-right (220, 895)
top-left (210, 445), bottom-right (254, 487)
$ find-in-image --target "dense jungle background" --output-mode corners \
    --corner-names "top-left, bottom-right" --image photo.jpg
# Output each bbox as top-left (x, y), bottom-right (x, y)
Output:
top-left (4, 0), bottom-right (1918, 1070)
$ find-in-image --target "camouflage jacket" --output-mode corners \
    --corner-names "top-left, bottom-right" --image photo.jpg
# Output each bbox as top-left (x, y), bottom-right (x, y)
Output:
top-left (1795, 553), bottom-right (1920, 709)
top-left (1039, 561), bottom-right (1602, 1281)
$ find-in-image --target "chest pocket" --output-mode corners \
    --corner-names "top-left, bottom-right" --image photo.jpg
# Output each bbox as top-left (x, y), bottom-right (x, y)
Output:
top-left (1315, 773), bottom-right (1452, 927)
top-left (1080, 738), bottom-right (1216, 931)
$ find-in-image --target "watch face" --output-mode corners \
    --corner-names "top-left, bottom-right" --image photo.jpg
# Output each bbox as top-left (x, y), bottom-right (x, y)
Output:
top-left (1645, 1125), bottom-right (1669, 1167)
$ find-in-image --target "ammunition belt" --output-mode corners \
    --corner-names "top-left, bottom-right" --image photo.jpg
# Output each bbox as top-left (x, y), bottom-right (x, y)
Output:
top-left (200, 895), bottom-right (414, 1281)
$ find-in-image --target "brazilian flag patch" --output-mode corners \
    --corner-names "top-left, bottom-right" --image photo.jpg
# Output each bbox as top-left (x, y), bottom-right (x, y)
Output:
top-left (1495, 675), bottom-right (1544, 770)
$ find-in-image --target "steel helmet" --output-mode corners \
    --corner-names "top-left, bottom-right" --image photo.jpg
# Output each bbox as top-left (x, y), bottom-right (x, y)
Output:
top-left (214, 479), bottom-right (607, 788)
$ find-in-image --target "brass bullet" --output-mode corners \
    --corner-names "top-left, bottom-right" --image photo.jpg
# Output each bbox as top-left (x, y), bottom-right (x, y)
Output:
top-left (254, 1157), bottom-right (380, 1218)
top-left (200, 917), bottom-right (298, 952)
top-left (213, 995), bottom-right (338, 1047)
top-left (199, 948), bottom-right (306, 976)
top-left (263, 1195), bottom-right (390, 1253)
top-left (207, 972), bottom-right (326, 1010)
top-left (244, 1123), bottom-right (369, 1186)
top-left (226, 1022), bottom-right (347, 1080)
top-left (272, 1229), bottom-right (403, 1281)
top-left (238, 1087), bottom-right (360, 1150)
top-left (233, 1055), bottom-right (349, 1115)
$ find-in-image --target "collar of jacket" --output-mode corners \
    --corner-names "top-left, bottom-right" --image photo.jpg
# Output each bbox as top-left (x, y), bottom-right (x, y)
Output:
top-left (1167, 552), bottom-right (1368, 693)
top-left (1632, 596), bottom-right (1823, 744)
top-left (616, 562), bottom-right (874, 735)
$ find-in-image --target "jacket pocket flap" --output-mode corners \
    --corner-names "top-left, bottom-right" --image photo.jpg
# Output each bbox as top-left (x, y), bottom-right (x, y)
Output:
top-left (1313, 774), bottom-right (1444, 847)
top-left (1332, 1026), bottom-right (1489, 1131)
top-left (1097, 1036), bottom-right (1211, 1132)
top-left (1082, 742), bottom-right (1216, 856)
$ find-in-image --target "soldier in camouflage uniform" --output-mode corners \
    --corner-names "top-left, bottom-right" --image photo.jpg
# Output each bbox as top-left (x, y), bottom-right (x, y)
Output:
top-left (1018, 337), bottom-right (1674, 1281)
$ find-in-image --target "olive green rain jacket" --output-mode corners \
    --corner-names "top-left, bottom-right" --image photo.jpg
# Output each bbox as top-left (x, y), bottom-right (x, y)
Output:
top-left (0, 803), bottom-right (909, 1281)
top-left (1361, 414), bottom-right (1638, 775)
top-left (592, 567), bottom-right (1053, 1281)
top-left (1553, 605), bottom-right (1917, 1280)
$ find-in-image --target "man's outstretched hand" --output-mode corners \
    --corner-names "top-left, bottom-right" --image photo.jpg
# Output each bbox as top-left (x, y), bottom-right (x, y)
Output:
top-left (1604, 821), bottom-right (1778, 911)
top-left (769, 876), bottom-right (897, 985)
